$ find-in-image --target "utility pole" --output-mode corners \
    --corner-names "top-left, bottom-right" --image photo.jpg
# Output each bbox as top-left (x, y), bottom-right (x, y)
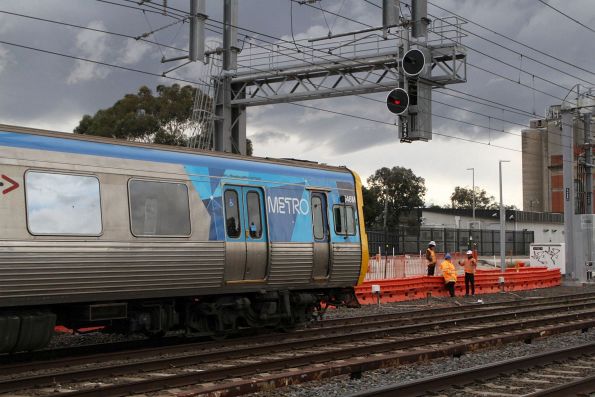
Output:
top-left (562, 110), bottom-right (575, 279)
top-left (584, 112), bottom-right (593, 277)
top-left (585, 112), bottom-right (593, 215)
top-left (499, 160), bottom-right (510, 273)
top-left (215, 0), bottom-right (245, 154)
top-left (467, 167), bottom-right (475, 222)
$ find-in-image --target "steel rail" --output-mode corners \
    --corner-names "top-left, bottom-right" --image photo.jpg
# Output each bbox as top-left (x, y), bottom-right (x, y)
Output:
top-left (57, 319), bottom-right (595, 397)
top-left (3, 305), bottom-right (594, 396)
top-left (346, 343), bottom-right (595, 397)
top-left (1, 298), bottom-right (594, 381)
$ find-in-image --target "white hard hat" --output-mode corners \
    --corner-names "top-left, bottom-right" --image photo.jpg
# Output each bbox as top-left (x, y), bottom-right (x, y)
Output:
top-left (466, 250), bottom-right (473, 255)
top-left (429, 241), bottom-right (436, 246)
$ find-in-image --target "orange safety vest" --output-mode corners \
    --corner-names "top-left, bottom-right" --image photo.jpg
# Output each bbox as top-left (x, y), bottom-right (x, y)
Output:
top-left (426, 248), bottom-right (437, 266)
top-left (460, 257), bottom-right (477, 274)
top-left (440, 260), bottom-right (457, 283)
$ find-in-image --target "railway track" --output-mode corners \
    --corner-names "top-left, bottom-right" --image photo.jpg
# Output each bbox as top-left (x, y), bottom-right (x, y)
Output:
top-left (0, 293), bottom-right (593, 396)
top-left (347, 342), bottom-right (595, 397)
top-left (3, 291), bottom-right (594, 366)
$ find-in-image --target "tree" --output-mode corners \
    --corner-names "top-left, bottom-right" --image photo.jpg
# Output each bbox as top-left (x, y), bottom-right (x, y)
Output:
top-left (362, 186), bottom-right (383, 228)
top-left (75, 84), bottom-right (253, 154)
top-left (366, 167), bottom-right (426, 228)
top-left (450, 186), bottom-right (499, 210)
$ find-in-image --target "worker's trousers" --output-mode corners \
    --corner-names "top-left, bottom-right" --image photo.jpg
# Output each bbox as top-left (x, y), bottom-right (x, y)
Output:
top-left (465, 272), bottom-right (475, 296)
top-left (445, 281), bottom-right (455, 297)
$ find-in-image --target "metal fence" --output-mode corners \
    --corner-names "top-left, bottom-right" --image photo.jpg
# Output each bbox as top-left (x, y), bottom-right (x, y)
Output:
top-left (365, 252), bottom-right (468, 280)
top-left (367, 227), bottom-right (534, 256)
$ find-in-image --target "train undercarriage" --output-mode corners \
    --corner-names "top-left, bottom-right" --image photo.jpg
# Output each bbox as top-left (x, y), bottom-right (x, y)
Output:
top-left (0, 288), bottom-right (359, 353)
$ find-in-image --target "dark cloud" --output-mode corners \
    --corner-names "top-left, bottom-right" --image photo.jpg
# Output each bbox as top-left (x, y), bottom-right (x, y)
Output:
top-left (0, 0), bottom-right (593, 206)
top-left (249, 130), bottom-right (290, 144)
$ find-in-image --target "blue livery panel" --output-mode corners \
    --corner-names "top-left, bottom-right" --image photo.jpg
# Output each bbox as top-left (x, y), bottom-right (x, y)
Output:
top-left (0, 130), bottom-right (359, 244)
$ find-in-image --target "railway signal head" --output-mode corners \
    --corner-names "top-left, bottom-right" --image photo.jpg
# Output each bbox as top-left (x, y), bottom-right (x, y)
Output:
top-left (386, 88), bottom-right (409, 115)
top-left (402, 48), bottom-right (428, 77)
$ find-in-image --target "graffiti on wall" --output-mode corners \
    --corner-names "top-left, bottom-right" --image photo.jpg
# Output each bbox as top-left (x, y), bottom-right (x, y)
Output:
top-left (530, 244), bottom-right (565, 272)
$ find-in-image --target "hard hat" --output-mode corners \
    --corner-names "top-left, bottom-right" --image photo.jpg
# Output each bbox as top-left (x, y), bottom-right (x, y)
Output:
top-left (445, 253), bottom-right (452, 259)
top-left (429, 241), bottom-right (436, 246)
top-left (466, 250), bottom-right (473, 255)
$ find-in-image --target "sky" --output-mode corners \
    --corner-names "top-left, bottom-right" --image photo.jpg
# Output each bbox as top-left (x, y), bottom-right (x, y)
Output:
top-left (1, 0), bottom-right (594, 208)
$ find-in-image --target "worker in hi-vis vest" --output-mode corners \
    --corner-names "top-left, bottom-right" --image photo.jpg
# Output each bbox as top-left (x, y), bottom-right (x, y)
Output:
top-left (440, 253), bottom-right (457, 297)
top-left (425, 241), bottom-right (437, 276)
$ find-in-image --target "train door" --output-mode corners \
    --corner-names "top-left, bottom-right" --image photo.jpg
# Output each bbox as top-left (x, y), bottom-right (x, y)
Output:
top-left (223, 186), bottom-right (268, 281)
top-left (311, 191), bottom-right (330, 280)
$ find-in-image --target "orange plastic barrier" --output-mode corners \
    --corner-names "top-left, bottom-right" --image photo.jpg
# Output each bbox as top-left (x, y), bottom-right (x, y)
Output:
top-left (356, 267), bottom-right (561, 304)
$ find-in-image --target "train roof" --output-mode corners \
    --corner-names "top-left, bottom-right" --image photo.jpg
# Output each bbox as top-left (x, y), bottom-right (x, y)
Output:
top-left (0, 124), bottom-right (354, 180)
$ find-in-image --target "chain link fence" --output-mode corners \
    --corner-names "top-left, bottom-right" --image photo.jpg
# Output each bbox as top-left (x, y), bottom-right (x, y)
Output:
top-left (367, 227), bottom-right (534, 257)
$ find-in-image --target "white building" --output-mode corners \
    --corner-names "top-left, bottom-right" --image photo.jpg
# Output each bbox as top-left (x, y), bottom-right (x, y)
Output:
top-left (420, 208), bottom-right (564, 244)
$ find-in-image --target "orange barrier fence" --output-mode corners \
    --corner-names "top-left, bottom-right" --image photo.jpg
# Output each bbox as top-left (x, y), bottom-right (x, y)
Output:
top-left (365, 253), bottom-right (465, 280)
top-left (356, 267), bottom-right (561, 304)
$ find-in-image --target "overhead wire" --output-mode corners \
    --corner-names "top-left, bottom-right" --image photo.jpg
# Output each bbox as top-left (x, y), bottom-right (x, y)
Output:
top-left (2, 1), bottom-right (580, 160)
top-left (536, 0), bottom-right (595, 36)
top-left (291, 0), bottom-right (573, 104)
top-left (198, 23), bottom-right (574, 155)
top-left (365, 0), bottom-right (595, 87)
top-left (0, 27), bottom-right (575, 167)
top-left (111, 0), bottom-right (582, 115)
top-left (427, 0), bottom-right (595, 77)
top-left (112, 0), bottom-right (572, 146)
top-left (0, 9), bottom-right (187, 53)
top-left (106, 0), bottom-right (583, 140)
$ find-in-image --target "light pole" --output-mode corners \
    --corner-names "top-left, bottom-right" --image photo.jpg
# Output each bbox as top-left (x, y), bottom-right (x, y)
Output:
top-left (466, 167), bottom-right (476, 223)
top-left (499, 160), bottom-right (510, 273)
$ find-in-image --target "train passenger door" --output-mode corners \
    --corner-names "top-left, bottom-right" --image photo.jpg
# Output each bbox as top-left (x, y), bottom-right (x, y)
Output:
top-left (223, 186), bottom-right (268, 281)
top-left (311, 192), bottom-right (330, 280)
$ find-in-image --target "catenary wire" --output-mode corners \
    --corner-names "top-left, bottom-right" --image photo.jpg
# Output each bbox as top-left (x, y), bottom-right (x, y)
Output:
top-left (198, 23), bottom-right (574, 153)
top-left (365, 0), bottom-right (595, 86)
top-left (290, 0), bottom-right (572, 103)
top-left (537, 0), bottom-right (595, 36)
top-left (427, 0), bottom-right (595, 77)
top-left (92, 0), bottom-right (579, 145)
top-left (3, 3), bottom-right (580, 158)
top-left (0, 9), bottom-right (187, 53)
top-left (2, 4), bottom-right (532, 129)
top-left (103, 0), bottom-right (572, 121)
top-left (0, 35), bottom-right (540, 159)
top-left (201, 18), bottom-right (577, 143)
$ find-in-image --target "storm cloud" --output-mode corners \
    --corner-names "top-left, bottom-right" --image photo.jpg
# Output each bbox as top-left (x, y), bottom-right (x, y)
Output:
top-left (0, 0), bottom-right (593, 206)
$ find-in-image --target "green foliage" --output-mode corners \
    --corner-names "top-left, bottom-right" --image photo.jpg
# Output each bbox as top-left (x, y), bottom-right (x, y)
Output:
top-left (74, 84), bottom-right (253, 155)
top-left (450, 186), bottom-right (498, 210)
top-left (362, 186), bottom-right (383, 228)
top-left (365, 166), bottom-right (426, 228)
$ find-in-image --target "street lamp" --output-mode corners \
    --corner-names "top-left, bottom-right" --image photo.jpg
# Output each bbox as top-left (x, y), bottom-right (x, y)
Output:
top-left (466, 168), bottom-right (475, 222)
top-left (499, 160), bottom-right (510, 273)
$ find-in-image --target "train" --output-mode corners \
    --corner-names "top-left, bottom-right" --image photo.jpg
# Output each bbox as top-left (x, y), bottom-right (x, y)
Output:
top-left (0, 124), bottom-right (369, 353)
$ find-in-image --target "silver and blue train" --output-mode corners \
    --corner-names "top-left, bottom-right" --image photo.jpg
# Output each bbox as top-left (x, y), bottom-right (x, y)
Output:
top-left (0, 124), bottom-right (369, 352)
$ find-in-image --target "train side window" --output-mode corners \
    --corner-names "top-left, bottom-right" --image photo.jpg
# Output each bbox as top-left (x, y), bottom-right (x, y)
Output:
top-left (246, 191), bottom-right (263, 239)
top-left (224, 190), bottom-right (241, 238)
top-left (25, 171), bottom-right (102, 235)
top-left (333, 204), bottom-right (356, 236)
top-left (129, 180), bottom-right (190, 237)
top-left (312, 196), bottom-right (325, 240)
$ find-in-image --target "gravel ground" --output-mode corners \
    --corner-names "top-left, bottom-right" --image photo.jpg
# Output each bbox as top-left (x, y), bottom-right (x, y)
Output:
top-left (249, 329), bottom-right (595, 397)
top-left (46, 329), bottom-right (149, 350)
top-left (246, 285), bottom-right (595, 397)
top-left (322, 284), bottom-right (595, 320)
